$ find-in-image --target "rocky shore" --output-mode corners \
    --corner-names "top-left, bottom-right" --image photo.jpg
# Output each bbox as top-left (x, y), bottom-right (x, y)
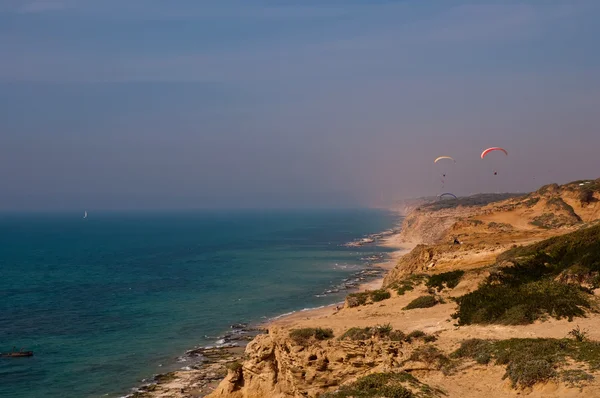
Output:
top-left (125, 324), bottom-right (266, 398)
top-left (123, 232), bottom-right (397, 398)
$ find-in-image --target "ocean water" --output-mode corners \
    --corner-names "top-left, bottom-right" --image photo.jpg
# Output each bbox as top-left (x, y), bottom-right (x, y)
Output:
top-left (0, 209), bottom-right (399, 398)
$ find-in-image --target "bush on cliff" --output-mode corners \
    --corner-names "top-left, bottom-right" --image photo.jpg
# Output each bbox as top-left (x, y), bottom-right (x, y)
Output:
top-left (426, 270), bottom-right (464, 292)
top-left (454, 226), bottom-right (600, 325)
top-left (408, 345), bottom-right (454, 374)
top-left (371, 289), bottom-right (391, 302)
top-left (453, 338), bottom-right (600, 388)
top-left (390, 274), bottom-right (429, 296)
top-left (346, 289), bottom-right (391, 308)
top-left (289, 328), bottom-right (333, 345)
top-left (321, 371), bottom-right (443, 398)
top-left (403, 295), bottom-right (438, 310)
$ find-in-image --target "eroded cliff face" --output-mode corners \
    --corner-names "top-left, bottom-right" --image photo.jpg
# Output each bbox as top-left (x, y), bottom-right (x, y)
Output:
top-left (208, 329), bottom-right (411, 398)
top-left (384, 180), bottom-right (600, 287)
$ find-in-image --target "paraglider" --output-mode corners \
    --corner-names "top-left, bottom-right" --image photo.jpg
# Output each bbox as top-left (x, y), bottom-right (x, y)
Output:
top-left (434, 156), bottom-right (455, 188)
top-left (481, 147), bottom-right (507, 176)
top-left (481, 147), bottom-right (508, 159)
top-left (438, 193), bottom-right (458, 200)
top-left (434, 156), bottom-right (455, 163)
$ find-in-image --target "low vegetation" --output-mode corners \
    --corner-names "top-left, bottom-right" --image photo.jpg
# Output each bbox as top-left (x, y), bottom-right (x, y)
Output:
top-left (346, 289), bottom-right (391, 307)
top-left (371, 289), bottom-right (392, 302)
top-left (289, 328), bottom-right (334, 345)
top-left (426, 270), bottom-right (464, 292)
top-left (561, 369), bottom-right (595, 388)
top-left (453, 338), bottom-right (600, 388)
top-left (454, 226), bottom-right (600, 325)
top-left (404, 295), bottom-right (439, 310)
top-left (408, 345), bottom-right (455, 374)
top-left (321, 371), bottom-right (443, 398)
top-left (226, 361), bottom-right (243, 372)
top-left (568, 326), bottom-right (589, 342)
top-left (340, 324), bottom-right (400, 341)
top-left (390, 274), bottom-right (429, 296)
top-left (420, 193), bottom-right (524, 211)
top-left (454, 279), bottom-right (590, 325)
top-left (531, 213), bottom-right (578, 229)
top-left (340, 326), bottom-right (436, 344)
top-left (523, 196), bottom-right (540, 208)
top-left (487, 222), bottom-right (513, 231)
top-left (579, 189), bottom-right (596, 206)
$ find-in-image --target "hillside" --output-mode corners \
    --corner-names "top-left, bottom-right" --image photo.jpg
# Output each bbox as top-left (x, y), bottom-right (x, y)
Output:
top-left (384, 179), bottom-right (600, 284)
top-left (159, 179), bottom-right (600, 398)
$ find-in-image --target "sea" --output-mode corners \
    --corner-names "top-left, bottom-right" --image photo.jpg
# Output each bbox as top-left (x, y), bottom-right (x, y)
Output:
top-left (0, 209), bottom-right (400, 398)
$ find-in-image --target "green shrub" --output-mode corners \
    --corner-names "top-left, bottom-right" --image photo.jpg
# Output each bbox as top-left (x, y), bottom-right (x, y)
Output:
top-left (289, 328), bottom-right (333, 345)
top-left (346, 292), bottom-right (369, 307)
top-left (404, 295), bottom-right (438, 310)
top-left (340, 327), bottom-right (372, 341)
top-left (426, 270), bottom-right (465, 292)
top-left (226, 361), bottom-right (243, 372)
top-left (561, 369), bottom-right (594, 387)
top-left (374, 323), bottom-right (393, 335)
top-left (405, 330), bottom-right (426, 342)
top-left (453, 227), bottom-right (600, 325)
top-left (390, 274), bottom-right (429, 296)
top-left (346, 289), bottom-right (392, 307)
top-left (523, 197), bottom-right (540, 207)
top-left (453, 338), bottom-right (600, 388)
top-left (371, 289), bottom-right (392, 302)
top-left (340, 324), bottom-right (403, 341)
top-left (579, 189), bottom-right (595, 205)
top-left (505, 358), bottom-right (555, 387)
top-left (568, 326), bottom-right (588, 342)
top-left (454, 279), bottom-right (590, 325)
top-left (389, 330), bottom-right (406, 341)
top-left (408, 345), bottom-right (454, 374)
top-left (395, 282), bottom-right (415, 295)
top-left (321, 372), bottom-right (442, 398)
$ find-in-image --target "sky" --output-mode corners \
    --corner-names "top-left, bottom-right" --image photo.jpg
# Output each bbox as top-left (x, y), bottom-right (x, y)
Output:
top-left (1, 0), bottom-right (599, 210)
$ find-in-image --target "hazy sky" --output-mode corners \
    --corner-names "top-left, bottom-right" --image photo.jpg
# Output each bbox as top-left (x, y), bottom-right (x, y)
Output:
top-left (1, 0), bottom-right (599, 210)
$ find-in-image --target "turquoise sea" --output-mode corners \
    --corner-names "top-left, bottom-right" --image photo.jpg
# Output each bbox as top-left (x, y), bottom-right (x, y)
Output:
top-left (0, 209), bottom-right (399, 398)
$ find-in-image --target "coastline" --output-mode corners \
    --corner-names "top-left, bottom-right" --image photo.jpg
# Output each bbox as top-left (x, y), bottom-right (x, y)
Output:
top-left (132, 182), bottom-right (600, 398)
top-left (124, 213), bottom-right (405, 398)
top-left (269, 235), bottom-right (412, 329)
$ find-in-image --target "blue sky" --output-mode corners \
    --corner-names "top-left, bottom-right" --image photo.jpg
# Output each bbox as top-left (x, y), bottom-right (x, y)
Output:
top-left (1, 0), bottom-right (599, 210)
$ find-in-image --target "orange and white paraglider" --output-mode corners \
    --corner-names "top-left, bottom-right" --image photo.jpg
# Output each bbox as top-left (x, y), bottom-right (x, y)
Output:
top-left (434, 156), bottom-right (456, 188)
top-left (434, 156), bottom-right (455, 164)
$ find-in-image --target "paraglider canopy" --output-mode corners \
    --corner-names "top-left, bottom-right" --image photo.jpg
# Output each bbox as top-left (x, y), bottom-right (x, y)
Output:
top-left (438, 193), bottom-right (458, 200)
top-left (434, 156), bottom-right (455, 163)
top-left (481, 147), bottom-right (508, 159)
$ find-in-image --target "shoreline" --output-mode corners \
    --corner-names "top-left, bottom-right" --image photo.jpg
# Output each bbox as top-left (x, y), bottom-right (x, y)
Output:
top-left (268, 232), bottom-right (412, 329)
top-left (124, 212), bottom-right (406, 398)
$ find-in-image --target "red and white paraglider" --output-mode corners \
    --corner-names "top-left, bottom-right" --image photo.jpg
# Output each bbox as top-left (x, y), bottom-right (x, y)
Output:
top-left (481, 147), bottom-right (507, 175)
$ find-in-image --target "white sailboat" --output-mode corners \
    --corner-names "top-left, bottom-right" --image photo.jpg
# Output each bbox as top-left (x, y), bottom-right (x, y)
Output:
top-left (83, 211), bottom-right (88, 219)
